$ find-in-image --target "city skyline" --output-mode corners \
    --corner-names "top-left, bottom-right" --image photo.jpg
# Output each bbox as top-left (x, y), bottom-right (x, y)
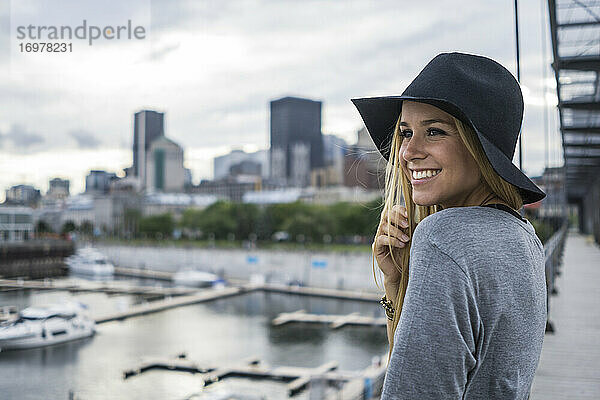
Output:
top-left (0, 0), bottom-right (563, 201)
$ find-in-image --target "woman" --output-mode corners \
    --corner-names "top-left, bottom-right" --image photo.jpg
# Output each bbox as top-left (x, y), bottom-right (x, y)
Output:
top-left (351, 52), bottom-right (547, 399)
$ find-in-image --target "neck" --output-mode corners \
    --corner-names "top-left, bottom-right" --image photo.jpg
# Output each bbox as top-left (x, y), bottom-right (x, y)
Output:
top-left (440, 187), bottom-right (510, 209)
top-left (478, 193), bottom-right (508, 207)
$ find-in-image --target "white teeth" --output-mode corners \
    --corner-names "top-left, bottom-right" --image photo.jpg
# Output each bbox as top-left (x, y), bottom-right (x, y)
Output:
top-left (412, 169), bottom-right (441, 180)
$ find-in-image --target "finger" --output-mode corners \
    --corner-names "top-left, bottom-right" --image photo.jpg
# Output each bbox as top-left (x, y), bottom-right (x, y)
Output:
top-left (380, 207), bottom-right (409, 229)
top-left (391, 204), bottom-right (408, 218)
top-left (380, 221), bottom-right (410, 242)
top-left (374, 234), bottom-right (406, 250)
top-left (390, 205), bottom-right (409, 227)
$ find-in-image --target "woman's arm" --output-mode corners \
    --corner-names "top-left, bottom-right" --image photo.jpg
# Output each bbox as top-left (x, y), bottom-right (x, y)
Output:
top-left (384, 278), bottom-right (399, 346)
top-left (373, 204), bottom-right (411, 345)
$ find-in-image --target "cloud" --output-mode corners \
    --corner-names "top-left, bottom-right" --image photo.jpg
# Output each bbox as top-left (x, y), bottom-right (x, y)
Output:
top-left (69, 129), bottom-right (102, 149)
top-left (0, 125), bottom-right (46, 151)
top-left (140, 42), bottom-right (181, 62)
top-left (0, 0), bottom-right (559, 193)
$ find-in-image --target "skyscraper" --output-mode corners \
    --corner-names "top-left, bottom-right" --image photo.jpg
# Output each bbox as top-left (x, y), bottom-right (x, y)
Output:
top-left (269, 96), bottom-right (324, 186)
top-left (132, 110), bottom-right (165, 187)
top-left (145, 136), bottom-right (186, 193)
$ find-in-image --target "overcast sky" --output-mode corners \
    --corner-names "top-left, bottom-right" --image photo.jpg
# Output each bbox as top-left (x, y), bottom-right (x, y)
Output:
top-left (0, 0), bottom-right (563, 200)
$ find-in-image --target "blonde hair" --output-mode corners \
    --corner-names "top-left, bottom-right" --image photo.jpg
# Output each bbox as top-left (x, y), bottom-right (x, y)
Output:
top-left (375, 112), bottom-right (524, 359)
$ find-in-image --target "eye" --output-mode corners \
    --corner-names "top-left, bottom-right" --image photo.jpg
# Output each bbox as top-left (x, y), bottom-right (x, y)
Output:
top-left (399, 128), bottom-right (445, 138)
top-left (427, 128), bottom-right (445, 136)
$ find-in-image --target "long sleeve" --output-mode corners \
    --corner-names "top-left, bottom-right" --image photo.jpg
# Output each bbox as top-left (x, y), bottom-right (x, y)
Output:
top-left (381, 236), bottom-right (480, 399)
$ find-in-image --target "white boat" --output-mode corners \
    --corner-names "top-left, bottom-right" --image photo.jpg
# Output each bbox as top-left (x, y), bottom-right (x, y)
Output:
top-left (0, 302), bottom-right (95, 351)
top-left (172, 269), bottom-right (222, 288)
top-left (66, 247), bottom-right (115, 276)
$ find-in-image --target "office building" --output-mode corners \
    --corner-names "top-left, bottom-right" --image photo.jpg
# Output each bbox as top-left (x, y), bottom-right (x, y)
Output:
top-left (47, 178), bottom-right (70, 200)
top-left (4, 185), bottom-right (41, 207)
top-left (85, 170), bottom-right (118, 194)
top-left (132, 110), bottom-right (165, 187)
top-left (269, 96), bottom-right (324, 186)
top-left (214, 149), bottom-right (269, 180)
top-left (145, 136), bottom-right (186, 193)
top-left (0, 206), bottom-right (34, 242)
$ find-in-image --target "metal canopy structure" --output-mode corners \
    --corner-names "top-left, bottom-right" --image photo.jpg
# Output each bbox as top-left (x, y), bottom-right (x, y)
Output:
top-left (547, 0), bottom-right (600, 203)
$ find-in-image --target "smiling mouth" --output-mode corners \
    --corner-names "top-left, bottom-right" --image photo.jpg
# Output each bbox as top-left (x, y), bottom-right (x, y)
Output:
top-left (410, 169), bottom-right (442, 183)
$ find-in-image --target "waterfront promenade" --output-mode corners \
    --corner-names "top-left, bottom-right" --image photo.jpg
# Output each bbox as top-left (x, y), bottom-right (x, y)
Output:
top-left (530, 229), bottom-right (600, 399)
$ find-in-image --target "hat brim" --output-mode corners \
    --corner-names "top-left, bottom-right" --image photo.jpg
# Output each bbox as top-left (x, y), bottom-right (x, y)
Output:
top-left (351, 96), bottom-right (546, 205)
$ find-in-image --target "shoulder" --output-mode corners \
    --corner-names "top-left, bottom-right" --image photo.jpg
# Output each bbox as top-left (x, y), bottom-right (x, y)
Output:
top-left (413, 207), bottom-right (488, 241)
top-left (413, 207), bottom-right (508, 261)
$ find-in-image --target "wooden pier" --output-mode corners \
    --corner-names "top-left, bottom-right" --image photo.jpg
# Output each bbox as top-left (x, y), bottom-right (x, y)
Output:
top-left (123, 353), bottom-right (386, 397)
top-left (272, 309), bottom-right (386, 329)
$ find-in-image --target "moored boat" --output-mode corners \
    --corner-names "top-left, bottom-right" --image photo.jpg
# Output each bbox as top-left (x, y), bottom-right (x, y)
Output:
top-left (66, 247), bottom-right (115, 276)
top-left (172, 269), bottom-right (223, 288)
top-left (0, 301), bottom-right (95, 351)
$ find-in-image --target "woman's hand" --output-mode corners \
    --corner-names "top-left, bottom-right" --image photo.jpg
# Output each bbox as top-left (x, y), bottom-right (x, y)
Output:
top-left (373, 205), bottom-right (411, 286)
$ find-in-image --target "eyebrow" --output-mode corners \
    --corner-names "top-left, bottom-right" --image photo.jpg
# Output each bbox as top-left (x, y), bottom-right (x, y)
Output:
top-left (399, 118), bottom-right (453, 127)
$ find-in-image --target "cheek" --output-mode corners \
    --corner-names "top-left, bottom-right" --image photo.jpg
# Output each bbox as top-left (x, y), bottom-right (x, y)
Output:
top-left (455, 151), bottom-right (481, 183)
top-left (437, 146), bottom-right (479, 182)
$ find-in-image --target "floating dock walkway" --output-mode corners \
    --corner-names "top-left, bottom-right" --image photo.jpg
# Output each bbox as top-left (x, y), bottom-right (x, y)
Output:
top-left (94, 285), bottom-right (257, 324)
top-left (113, 266), bottom-right (174, 281)
top-left (0, 278), bottom-right (197, 297)
top-left (123, 353), bottom-right (386, 397)
top-left (272, 309), bottom-right (386, 329)
top-left (92, 283), bottom-right (381, 324)
top-left (1, 272), bottom-right (384, 325)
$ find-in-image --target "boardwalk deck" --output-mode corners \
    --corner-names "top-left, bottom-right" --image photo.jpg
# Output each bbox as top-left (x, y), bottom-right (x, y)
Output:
top-left (530, 230), bottom-right (600, 399)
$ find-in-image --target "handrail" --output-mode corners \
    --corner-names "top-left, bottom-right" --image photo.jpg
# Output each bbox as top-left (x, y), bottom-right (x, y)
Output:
top-left (543, 219), bottom-right (569, 333)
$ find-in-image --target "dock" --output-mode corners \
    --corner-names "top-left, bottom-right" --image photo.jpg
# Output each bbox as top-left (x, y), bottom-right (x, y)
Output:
top-left (272, 309), bottom-right (386, 329)
top-left (94, 284), bottom-right (259, 323)
top-left (530, 230), bottom-right (600, 399)
top-left (123, 353), bottom-right (386, 397)
top-left (261, 282), bottom-right (381, 302)
top-left (123, 353), bottom-right (211, 378)
top-left (1, 274), bottom-right (385, 325)
top-left (91, 283), bottom-right (381, 324)
top-left (113, 266), bottom-right (174, 281)
top-left (0, 278), bottom-right (197, 297)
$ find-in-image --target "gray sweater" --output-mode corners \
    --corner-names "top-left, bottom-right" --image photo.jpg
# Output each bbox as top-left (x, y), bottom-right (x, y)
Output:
top-left (381, 206), bottom-right (546, 399)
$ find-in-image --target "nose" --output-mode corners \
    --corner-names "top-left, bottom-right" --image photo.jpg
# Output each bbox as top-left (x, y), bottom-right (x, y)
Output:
top-left (401, 132), bottom-right (428, 163)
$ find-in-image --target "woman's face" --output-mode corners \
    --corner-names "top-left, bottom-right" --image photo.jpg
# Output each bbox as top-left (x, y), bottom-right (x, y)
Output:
top-left (399, 100), bottom-right (490, 208)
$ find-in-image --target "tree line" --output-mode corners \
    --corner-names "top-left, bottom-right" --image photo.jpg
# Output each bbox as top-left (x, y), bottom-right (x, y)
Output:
top-left (123, 200), bottom-right (384, 243)
top-left (50, 199), bottom-right (558, 245)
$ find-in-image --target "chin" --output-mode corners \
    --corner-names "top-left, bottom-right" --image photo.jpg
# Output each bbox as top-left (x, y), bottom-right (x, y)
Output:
top-left (412, 195), bottom-right (439, 207)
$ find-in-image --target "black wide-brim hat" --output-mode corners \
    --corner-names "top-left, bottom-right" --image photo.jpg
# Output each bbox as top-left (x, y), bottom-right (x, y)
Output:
top-left (351, 52), bottom-right (546, 205)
